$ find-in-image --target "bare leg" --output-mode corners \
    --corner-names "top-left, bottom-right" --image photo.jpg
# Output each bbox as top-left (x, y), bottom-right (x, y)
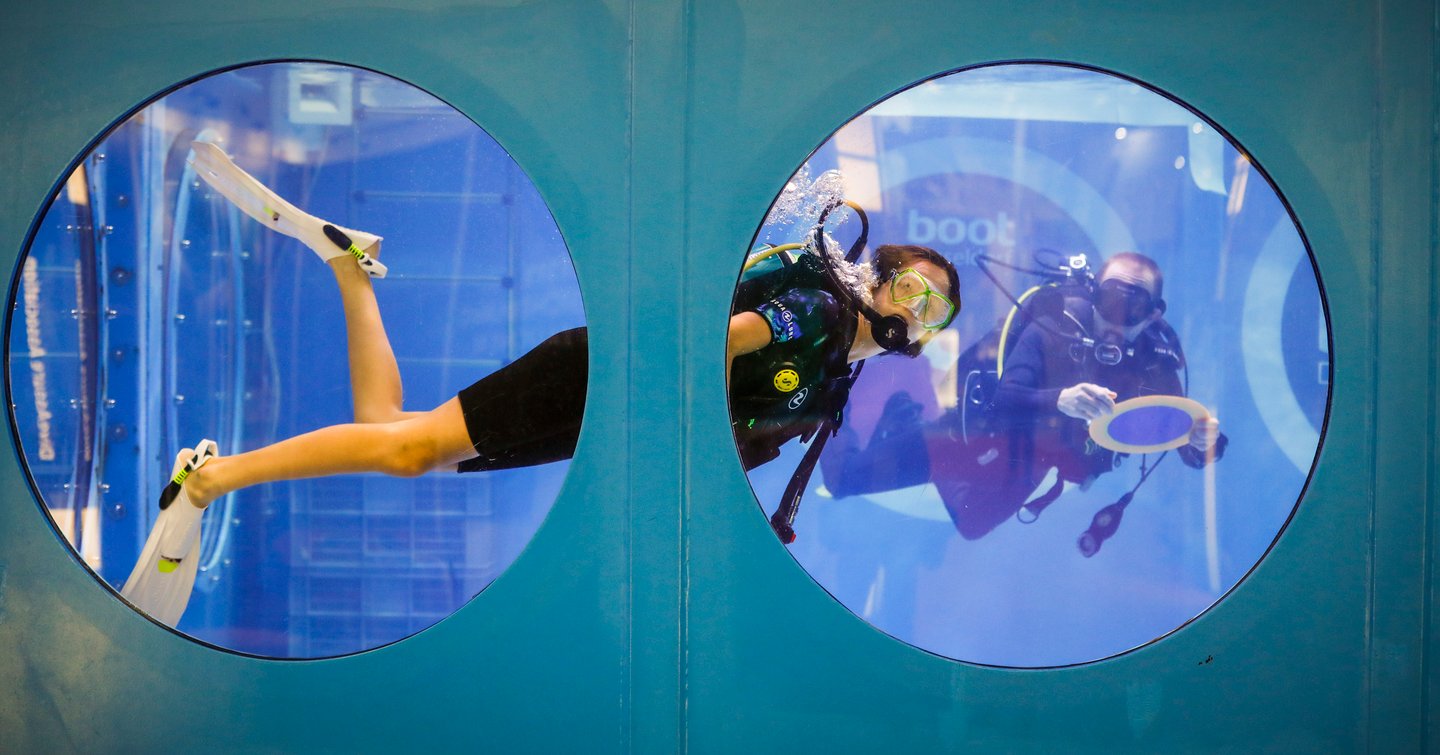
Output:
top-left (183, 397), bottom-right (476, 508)
top-left (329, 257), bottom-right (418, 424)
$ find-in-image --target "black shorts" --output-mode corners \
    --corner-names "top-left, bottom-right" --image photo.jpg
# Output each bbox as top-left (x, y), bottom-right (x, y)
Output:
top-left (455, 327), bottom-right (588, 473)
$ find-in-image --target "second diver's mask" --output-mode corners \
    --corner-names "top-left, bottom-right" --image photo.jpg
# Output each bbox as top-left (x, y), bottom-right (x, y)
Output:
top-left (1070, 283), bottom-right (1179, 368)
top-left (1095, 279), bottom-right (1160, 327)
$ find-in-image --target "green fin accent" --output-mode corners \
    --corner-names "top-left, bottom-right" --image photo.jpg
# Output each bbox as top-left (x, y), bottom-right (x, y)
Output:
top-left (157, 559), bottom-right (180, 574)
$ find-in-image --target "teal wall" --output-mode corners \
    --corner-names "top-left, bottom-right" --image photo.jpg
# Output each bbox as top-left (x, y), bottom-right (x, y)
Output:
top-left (0, 1), bottom-right (1434, 751)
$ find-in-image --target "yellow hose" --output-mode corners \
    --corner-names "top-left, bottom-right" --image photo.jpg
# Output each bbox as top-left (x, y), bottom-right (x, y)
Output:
top-left (743, 243), bottom-right (805, 273)
top-left (745, 201), bottom-right (863, 273)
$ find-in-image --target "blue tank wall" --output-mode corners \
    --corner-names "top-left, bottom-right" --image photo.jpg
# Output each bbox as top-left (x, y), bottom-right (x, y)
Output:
top-left (0, 0), bottom-right (1434, 752)
top-left (7, 63), bottom-right (585, 659)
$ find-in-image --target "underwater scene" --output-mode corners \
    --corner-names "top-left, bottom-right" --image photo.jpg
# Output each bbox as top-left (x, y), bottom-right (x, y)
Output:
top-left (9, 60), bottom-right (1328, 667)
top-left (9, 62), bottom-right (584, 657)
top-left (734, 64), bottom-right (1328, 667)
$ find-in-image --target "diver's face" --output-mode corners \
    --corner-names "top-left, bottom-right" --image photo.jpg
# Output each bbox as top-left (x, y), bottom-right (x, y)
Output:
top-left (874, 259), bottom-right (953, 346)
top-left (1094, 260), bottom-right (1161, 341)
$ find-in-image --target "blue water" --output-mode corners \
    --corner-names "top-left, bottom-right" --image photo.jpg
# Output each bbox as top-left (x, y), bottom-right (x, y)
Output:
top-left (11, 62), bottom-right (1330, 667)
top-left (748, 64), bottom-right (1328, 667)
top-left (9, 63), bottom-right (583, 658)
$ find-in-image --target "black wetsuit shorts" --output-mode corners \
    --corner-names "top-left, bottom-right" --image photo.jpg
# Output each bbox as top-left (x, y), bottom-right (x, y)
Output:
top-left (455, 327), bottom-right (588, 473)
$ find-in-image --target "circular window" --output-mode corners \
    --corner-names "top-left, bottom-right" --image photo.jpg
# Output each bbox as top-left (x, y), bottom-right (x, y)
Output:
top-left (729, 63), bottom-right (1327, 667)
top-left (9, 62), bottom-right (586, 657)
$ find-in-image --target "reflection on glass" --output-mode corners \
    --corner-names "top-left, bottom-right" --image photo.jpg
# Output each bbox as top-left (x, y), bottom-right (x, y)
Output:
top-left (733, 64), bottom-right (1327, 667)
top-left (9, 63), bottom-right (584, 657)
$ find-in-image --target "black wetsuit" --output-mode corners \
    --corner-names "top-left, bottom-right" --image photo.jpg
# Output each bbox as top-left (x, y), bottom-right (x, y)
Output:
top-left (988, 303), bottom-right (1226, 483)
top-left (728, 252), bottom-right (858, 469)
top-left (455, 252), bottom-right (857, 473)
top-left (821, 299), bottom-right (1226, 539)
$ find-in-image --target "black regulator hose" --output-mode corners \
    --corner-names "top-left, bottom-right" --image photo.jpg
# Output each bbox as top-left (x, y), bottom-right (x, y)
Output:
top-left (768, 200), bottom-right (870, 543)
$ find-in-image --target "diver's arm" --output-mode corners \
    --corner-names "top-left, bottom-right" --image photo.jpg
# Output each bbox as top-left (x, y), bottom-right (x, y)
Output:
top-left (1188, 417), bottom-right (1221, 451)
top-left (1151, 352), bottom-right (1229, 467)
top-left (992, 325), bottom-right (1064, 424)
top-left (1057, 384), bottom-right (1117, 421)
top-left (727, 312), bottom-right (772, 381)
top-left (1178, 420), bottom-right (1227, 467)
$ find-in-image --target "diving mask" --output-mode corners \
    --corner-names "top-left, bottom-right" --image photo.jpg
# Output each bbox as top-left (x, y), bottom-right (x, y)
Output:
top-left (1095, 279), bottom-right (1157, 327)
top-left (889, 268), bottom-right (956, 331)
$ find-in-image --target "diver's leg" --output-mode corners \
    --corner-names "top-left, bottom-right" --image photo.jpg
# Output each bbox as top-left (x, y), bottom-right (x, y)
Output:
top-left (820, 392), bottom-right (931, 497)
top-left (182, 398), bottom-right (476, 508)
top-left (934, 432), bottom-right (1042, 540)
top-left (329, 256), bottom-right (415, 424)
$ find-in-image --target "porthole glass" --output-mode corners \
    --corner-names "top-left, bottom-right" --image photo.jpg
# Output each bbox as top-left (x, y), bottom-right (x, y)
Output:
top-left (729, 63), bottom-right (1327, 667)
top-left (9, 62), bottom-right (585, 657)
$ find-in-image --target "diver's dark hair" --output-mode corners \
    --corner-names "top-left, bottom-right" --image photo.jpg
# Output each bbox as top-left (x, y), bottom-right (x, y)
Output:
top-left (1099, 251), bottom-right (1164, 300)
top-left (872, 244), bottom-right (962, 317)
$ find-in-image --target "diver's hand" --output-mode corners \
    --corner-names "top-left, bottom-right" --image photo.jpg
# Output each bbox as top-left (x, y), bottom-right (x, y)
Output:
top-left (1057, 383), bottom-right (1117, 422)
top-left (1189, 416), bottom-right (1220, 452)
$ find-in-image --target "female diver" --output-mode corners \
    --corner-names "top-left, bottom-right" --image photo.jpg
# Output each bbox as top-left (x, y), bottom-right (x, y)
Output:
top-left (123, 142), bottom-right (960, 624)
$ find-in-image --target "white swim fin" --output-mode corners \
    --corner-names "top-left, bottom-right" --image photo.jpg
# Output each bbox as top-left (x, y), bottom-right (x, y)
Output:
top-left (120, 440), bottom-right (219, 627)
top-left (187, 141), bottom-right (388, 278)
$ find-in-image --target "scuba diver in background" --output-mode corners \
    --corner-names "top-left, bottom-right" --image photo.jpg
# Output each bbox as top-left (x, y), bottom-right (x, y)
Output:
top-left (125, 142), bottom-right (960, 624)
top-left (820, 250), bottom-right (1225, 554)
